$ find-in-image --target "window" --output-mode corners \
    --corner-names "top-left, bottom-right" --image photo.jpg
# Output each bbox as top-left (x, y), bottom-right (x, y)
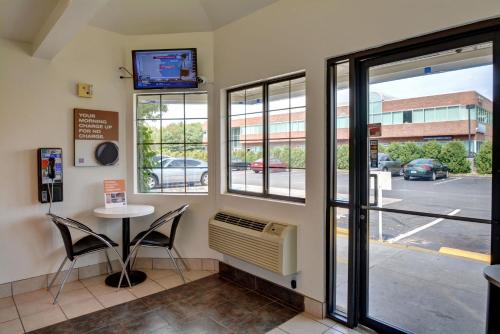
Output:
top-left (227, 74), bottom-right (306, 201)
top-left (135, 92), bottom-right (208, 193)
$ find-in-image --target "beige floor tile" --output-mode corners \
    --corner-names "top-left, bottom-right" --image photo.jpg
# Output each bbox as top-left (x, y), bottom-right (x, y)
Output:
top-left (0, 319), bottom-right (24, 334)
top-left (47, 269), bottom-right (79, 287)
top-left (184, 270), bottom-right (214, 282)
top-left (60, 297), bottom-right (103, 319)
top-left (95, 290), bottom-right (136, 308)
top-left (50, 287), bottom-right (94, 306)
top-left (21, 306), bottom-right (66, 332)
top-left (143, 269), bottom-right (177, 280)
top-left (48, 280), bottom-right (85, 295)
top-left (279, 313), bottom-right (330, 334)
top-left (324, 329), bottom-right (344, 334)
top-left (80, 275), bottom-right (108, 288)
top-left (13, 290), bottom-right (58, 317)
top-left (0, 297), bottom-right (18, 324)
top-left (86, 282), bottom-right (117, 297)
top-left (154, 275), bottom-right (185, 290)
top-left (128, 280), bottom-right (164, 298)
top-left (332, 324), bottom-right (372, 334)
top-left (12, 276), bottom-right (47, 296)
top-left (0, 298), bottom-right (15, 309)
top-left (0, 284), bottom-right (11, 299)
top-left (266, 328), bottom-right (288, 334)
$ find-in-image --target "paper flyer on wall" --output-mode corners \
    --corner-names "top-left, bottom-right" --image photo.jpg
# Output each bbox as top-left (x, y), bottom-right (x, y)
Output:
top-left (103, 179), bottom-right (127, 208)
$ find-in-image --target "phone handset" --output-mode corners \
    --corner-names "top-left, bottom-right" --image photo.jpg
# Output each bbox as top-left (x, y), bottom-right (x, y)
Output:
top-left (48, 157), bottom-right (56, 180)
top-left (47, 156), bottom-right (56, 213)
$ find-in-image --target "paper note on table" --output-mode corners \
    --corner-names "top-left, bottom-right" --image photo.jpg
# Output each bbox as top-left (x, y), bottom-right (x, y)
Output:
top-left (103, 179), bottom-right (127, 208)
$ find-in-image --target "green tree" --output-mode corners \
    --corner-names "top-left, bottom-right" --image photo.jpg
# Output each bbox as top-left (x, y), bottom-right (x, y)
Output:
top-left (422, 141), bottom-right (442, 160)
top-left (137, 101), bottom-right (166, 119)
top-left (137, 126), bottom-right (157, 192)
top-left (336, 144), bottom-right (349, 170)
top-left (475, 141), bottom-right (492, 175)
top-left (441, 141), bottom-right (471, 173)
top-left (387, 142), bottom-right (422, 165)
top-left (161, 122), bottom-right (204, 143)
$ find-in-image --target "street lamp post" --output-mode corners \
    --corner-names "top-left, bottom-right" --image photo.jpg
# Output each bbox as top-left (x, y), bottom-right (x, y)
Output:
top-left (466, 104), bottom-right (475, 158)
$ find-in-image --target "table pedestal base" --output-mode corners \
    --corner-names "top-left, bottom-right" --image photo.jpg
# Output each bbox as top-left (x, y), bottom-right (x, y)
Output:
top-left (105, 270), bottom-right (147, 287)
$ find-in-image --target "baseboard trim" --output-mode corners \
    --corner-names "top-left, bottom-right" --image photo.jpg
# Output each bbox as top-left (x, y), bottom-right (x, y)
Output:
top-left (0, 257), bottom-right (219, 297)
top-left (218, 262), bottom-right (305, 312)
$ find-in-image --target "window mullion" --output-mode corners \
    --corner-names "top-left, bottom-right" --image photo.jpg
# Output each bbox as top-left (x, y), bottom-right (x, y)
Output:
top-left (263, 83), bottom-right (269, 196)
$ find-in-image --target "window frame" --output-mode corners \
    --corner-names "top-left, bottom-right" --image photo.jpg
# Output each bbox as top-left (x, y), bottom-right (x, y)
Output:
top-left (226, 72), bottom-right (306, 203)
top-left (134, 91), bottom-right (208, 195)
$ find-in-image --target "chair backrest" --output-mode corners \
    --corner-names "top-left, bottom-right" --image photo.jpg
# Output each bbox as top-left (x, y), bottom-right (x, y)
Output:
top-left (147, 204), bottom-right (189, 249)
top-left (47, 214), bottom-right (75, 261)
top-left (166, 204), bottom-right (189, 249)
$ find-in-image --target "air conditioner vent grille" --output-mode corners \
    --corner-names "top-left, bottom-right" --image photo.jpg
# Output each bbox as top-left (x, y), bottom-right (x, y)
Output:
top-left (214, 212), bottom-right (267, 232)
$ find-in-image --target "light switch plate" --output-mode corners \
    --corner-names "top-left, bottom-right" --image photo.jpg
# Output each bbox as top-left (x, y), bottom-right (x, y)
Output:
top-left (77, 83), bottom-right (93, 98)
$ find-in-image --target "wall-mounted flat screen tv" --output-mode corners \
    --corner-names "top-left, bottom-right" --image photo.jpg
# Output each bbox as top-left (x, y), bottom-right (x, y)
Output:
top-left (132, 48), bottom-right (198, 90)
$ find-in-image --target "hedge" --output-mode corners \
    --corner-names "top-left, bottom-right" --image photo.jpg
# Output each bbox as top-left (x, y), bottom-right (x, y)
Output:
top-left (386, 142), bottom-right (423, 165)
top-left (440, 141), bottom-right (471, 174)
top-left (231, 146), bottom-right (306, 169)
top-left (336, 141), bottom-right (475, 174)
top-left (476, 141), bottom-right (492, 174)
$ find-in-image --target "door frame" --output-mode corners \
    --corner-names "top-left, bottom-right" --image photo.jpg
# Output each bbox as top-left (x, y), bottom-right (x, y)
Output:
top-left (326, 18), bottom-right (500, 333)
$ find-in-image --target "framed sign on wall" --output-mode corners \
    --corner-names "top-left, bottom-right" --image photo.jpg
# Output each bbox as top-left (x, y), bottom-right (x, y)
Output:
top-left (74, 109), bottom-right (119, 167)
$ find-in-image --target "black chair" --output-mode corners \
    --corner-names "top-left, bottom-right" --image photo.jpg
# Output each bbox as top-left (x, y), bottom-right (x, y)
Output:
top-left (47, 214), bottom-right (131, 303)
top-left (117, 204), bottom-right (189, 287)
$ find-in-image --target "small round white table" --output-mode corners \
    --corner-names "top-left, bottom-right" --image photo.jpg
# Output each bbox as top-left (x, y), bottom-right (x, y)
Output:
top-left (94, 205), bottom-right (155, 287)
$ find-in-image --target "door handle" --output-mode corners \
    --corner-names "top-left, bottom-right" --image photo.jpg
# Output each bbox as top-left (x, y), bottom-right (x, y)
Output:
top-left (370, 173), bottom-right (379, 207)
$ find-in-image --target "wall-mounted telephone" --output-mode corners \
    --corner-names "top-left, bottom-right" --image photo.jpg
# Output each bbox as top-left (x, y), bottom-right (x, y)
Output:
top-left (38, 148), bottom-right (63, 203)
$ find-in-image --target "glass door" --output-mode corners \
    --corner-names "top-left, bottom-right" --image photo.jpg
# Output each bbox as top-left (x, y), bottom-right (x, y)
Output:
top-left (358, 36), bottom-right (498, 334)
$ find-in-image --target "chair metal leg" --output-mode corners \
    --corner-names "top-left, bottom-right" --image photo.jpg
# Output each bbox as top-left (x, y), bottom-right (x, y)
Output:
top-left (108, 247), bottom-right (132, 289)
top-left (167, 248), bottom-right (186, 284)
top-left (172, 246), bottom-right (189, 271)
top-left (105, 250), bottom-right (113, 274)
top-left (130, 247), bottom-right (139, 270)
top-left (53, 258), bottom-right (76, 304)
top-left (48, 257), bottom-right (67, 290)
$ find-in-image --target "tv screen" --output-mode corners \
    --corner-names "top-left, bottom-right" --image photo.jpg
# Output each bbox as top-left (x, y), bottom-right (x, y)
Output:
top-left (132, 48), bottom-right (198, 90)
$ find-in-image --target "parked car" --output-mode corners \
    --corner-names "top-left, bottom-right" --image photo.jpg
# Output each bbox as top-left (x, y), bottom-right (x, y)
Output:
top-left (147, 157), bottom-right (208, 188)
top-left (231, 157), bottom-right (249, 171)
top-left (403, 158), bottom-right (449, 181)
top-left (250, 158), bottom-right (288, 173)
top-left (372, 153), bottom-right (402, 176)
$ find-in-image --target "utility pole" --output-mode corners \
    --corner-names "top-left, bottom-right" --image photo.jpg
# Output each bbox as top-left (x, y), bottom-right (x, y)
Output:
top-left (466, 104), bottom-right (475, 158)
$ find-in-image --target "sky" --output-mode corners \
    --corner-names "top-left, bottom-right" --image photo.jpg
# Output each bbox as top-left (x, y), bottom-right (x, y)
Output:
top-left (337, 65), bottom-right (493, 105)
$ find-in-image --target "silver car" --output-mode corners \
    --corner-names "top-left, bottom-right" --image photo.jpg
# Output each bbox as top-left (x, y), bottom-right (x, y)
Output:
top-left (147, 157), bottom-right (208, 189)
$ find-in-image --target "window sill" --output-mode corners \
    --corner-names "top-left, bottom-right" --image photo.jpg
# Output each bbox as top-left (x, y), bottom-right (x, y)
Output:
top-left (221, 191), bottom-right (306, 206)
top-left (133, 192), bottom-right (209, 196)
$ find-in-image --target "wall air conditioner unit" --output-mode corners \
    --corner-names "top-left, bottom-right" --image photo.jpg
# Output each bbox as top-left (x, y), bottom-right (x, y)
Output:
top-left (209, 211), bottom-right (297, 275)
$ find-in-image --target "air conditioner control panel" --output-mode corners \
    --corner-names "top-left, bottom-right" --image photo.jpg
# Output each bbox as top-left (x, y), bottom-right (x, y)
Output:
top-left (265, 223), bottom-right (287, 236)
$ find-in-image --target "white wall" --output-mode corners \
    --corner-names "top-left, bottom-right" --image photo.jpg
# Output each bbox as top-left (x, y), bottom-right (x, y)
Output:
top-left (0, 26), bottom-right (128, 283)
top-left (0, 28), bottom-right (219, 284)
top-left (213, 0), bottom-right (500, 301)
top-left (0, 0), bottom-right (499, 302)
top-left (123, 32), bottom-right (220, 261)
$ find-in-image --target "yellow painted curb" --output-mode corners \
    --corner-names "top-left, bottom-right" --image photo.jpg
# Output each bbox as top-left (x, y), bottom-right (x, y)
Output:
top-left (439, 247), bottom-right (490, 263)
top-left (336, 227), bottom-right (348, 236)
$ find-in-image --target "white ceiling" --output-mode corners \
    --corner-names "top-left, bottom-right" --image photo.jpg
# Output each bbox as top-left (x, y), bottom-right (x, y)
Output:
top-left (0, 0), bottom-right (59, 43)
top-left (0, 0), bottom-right (277, 43)
top-left (90, 0), bottom-right (278, 35)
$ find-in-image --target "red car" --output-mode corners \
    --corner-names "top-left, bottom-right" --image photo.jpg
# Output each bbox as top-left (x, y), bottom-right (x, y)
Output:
top-left (250, 158), bottom-right (288, 173)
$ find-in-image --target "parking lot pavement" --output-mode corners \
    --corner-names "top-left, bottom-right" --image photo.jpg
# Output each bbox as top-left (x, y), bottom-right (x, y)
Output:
top-left (233, 169), bottom-right (490, 255)
top-left (334, 236), bottom-right (488, 334)
top-left (336, 173), bottom-right (492, 255)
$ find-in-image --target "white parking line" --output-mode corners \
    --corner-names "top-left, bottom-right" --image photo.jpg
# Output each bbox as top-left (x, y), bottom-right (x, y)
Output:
top-left (387, 209), bottom-right (461, 243)
top-left (434, 177), bottom-right (463, 185)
